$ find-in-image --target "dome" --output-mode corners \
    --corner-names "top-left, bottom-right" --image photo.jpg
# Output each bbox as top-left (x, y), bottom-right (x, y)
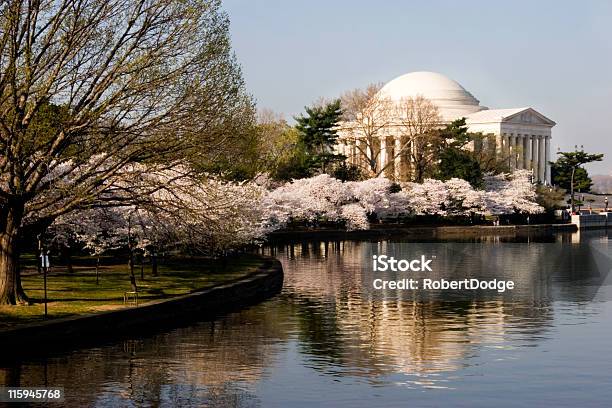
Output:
top-left (377, 71), bottom-right (487, 121)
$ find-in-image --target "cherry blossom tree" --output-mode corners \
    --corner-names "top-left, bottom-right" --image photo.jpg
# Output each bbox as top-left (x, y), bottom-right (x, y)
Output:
top-left (261, 174), bottom-right (351, 230)
top-left (483, 170), bottom-right (543, 215)
top-left (443, 178), bottom-right (486, 215)
top-left (259, 171), bottom-right (542, 231)
top-left (141, 171), bottom-right (268, 254)
top-left (346, 177), bottom-right (394, 214)
top-left (339, 203), bottom-right (370, 230)
top-left (399, 179), bottom-right (449, 215)
top-left (50, 207), bottom-right (127, 284)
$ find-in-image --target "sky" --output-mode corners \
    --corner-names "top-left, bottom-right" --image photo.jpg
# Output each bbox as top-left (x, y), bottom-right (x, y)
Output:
top-left (223, 0), bottom-right (612, 174)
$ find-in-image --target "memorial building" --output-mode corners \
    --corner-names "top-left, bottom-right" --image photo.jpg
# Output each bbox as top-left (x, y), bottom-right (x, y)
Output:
top-left (336, 71), bottom-right (555, 183)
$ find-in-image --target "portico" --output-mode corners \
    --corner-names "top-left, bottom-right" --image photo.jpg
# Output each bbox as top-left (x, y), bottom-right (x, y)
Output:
top-left (466, 107), bottom-right (555, 184)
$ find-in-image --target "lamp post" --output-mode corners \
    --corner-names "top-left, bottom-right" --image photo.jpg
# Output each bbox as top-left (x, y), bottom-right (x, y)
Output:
top-left (40, 247), bottom-right (50, 318)
top-left (36, 234), bottom-right (42, 275)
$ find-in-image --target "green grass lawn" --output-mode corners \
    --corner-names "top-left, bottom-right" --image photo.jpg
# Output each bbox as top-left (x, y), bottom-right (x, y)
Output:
top-left (0, 254), bottom-right (263, 329)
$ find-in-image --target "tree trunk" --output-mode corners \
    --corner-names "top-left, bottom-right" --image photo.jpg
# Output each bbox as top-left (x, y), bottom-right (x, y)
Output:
top-left (95, 256), bottom-right (100, 285)
top-left (0, 203), bottom-right (29, 305)
top-left (65, 246), bottom-right (73, 274)
top-left (140, 252), bottom-right (144, 281)
top-left (128, 249), bottom-right (137, 293)
top-left (151, 252), bottom-right (158, 277)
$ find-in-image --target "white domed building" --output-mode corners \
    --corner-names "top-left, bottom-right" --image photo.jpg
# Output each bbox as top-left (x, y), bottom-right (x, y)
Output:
top-left (336, 71), bottom-right (555, 183)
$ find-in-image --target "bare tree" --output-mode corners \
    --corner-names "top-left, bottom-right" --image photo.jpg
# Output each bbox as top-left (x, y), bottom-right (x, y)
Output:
top-left (0, 0), bottom-right (252, 304)
top-left (339, 83), bottom-right (395, 177)
top-left (340, 86), bottom-right (447, 181)
top-left (469, 133), bottom-right (513, 175)
top-left (252, 109), bottom-right (299, 177)
top-left (395, 96), bottom-right (442, 182)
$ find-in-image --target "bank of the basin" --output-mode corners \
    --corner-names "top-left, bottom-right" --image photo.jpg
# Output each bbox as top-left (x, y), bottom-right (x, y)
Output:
top-left (1, 254), bottom-right (272, 328)
top-left (0, 256), bottom-right (283, 358)
top-left (267, 223), bottom-right (578, 242)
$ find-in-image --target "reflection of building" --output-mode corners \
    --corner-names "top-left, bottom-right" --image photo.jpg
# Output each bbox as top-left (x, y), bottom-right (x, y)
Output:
top-left (336, 71), bottom-right (555, 183)
top-left (267, 240), bottom-right (556, 379)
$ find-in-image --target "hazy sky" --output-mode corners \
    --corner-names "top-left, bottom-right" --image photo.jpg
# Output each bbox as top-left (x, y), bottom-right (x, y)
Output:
top-left (223, 0), bottom-right (612, 174)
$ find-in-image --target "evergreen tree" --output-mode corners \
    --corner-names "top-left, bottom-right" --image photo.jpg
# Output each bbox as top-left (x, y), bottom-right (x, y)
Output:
top-left (294, 99), bottom-right (344, 172)
top-left (435, 118), bottom-right (484, 187)
top-left (551, 164), bottom-right (592, 192)
top-left (332, 162), bottom-right (363, 182)
top-left (437, 148), bottom-right (484, 188)
top-left (437, 118), bottom-right (472, 148)
top-left (551, 148), bottom-right (604, 211)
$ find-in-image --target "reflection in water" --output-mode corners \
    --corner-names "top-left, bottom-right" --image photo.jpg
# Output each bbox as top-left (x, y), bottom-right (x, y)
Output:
top-left (1, 306), bottom-right (291, 407)
top-left (2, 231), bottom-right (612, 406)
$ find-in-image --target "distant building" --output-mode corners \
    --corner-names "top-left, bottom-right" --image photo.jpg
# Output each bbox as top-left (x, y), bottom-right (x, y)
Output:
top-left (336, 71), bottom-right (555, 183)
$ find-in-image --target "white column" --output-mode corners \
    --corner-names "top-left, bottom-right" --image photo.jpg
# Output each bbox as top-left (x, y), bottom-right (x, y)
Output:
top-left (346, 141), bottom-right (352, 162)
top-left (545, 136), bottom-right (551, 185)
top-left (538, 136), bottom-right (545, 183)
top-left (520, 136), bottom-right (525, 170)
top-left (523, 136), bottom-right (529, 169)
top-left (504, 134), bottom-right (511, 166)
top-left (509, 135), bottom-right (516, 169)
top-left (496, 134), bottom-right (503, 157)
top-left (394, 136), bottom-right (401, 181)
top-left (516, 135), bottom-right (523, 169)
top-left (474, 136), bottom-right (482, 152)
top-left (525, 135), bottom-right (533, 170)
top-left (531, 136), bottom-right (538, 179)
top-left (379, 137), bottom-right (387, 176)
top-left (525, 135), bottom-right (532, 170)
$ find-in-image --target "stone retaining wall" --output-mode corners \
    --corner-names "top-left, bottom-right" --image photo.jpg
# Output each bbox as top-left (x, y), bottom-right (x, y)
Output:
top-left (0, 257), bottom-right (283, 357)
top-left (571, 213), bottom-right (611, 229)
top-left (268, 224), bottom-right (577, 242)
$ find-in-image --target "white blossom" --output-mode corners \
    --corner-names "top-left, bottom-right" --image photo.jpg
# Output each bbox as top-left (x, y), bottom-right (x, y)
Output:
top-left (340, 203), bottom-right (369, 231)
top-left (48, 169), bottom-right (544, 255)
top-left (483, 170), bottom-right (543, 214)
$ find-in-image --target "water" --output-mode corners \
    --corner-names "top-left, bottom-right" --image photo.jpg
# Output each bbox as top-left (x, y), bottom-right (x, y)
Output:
top-left (2, 231), bottom-right (612, 407)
